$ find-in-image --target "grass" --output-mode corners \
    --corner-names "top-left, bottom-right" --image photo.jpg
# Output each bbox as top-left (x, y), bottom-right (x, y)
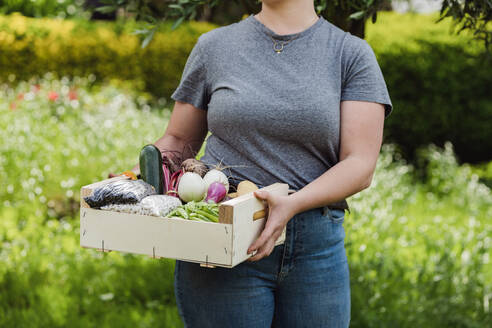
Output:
top-left (0, 76), bottom-right (490, 327)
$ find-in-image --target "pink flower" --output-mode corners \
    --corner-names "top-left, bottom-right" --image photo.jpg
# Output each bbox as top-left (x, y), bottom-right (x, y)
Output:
top-left (17, 93), bottom-right (24, 100)
top-left (48, 91), bottom-right (59, 102)
top-left (68, 89), bottom-right (78, 100)
top-left (9, 102), bottom-right (17, 111)
top-left (33, 84), bottom-right (41, 93)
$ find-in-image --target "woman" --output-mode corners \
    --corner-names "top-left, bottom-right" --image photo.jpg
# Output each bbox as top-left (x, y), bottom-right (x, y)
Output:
top-left (137, 0), bottom-right (391, 326)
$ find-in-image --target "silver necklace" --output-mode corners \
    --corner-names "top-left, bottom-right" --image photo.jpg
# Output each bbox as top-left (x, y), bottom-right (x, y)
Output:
top-left (257, 14), bottom-right (319, 54)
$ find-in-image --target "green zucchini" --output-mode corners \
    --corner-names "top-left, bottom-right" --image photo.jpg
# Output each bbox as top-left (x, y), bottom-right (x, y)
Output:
top-left (139, 144), bottom-right (164, 194)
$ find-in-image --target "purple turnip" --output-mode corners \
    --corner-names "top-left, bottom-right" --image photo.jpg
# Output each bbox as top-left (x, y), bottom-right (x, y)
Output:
top-left (205, 182), bottom-right (227, 203)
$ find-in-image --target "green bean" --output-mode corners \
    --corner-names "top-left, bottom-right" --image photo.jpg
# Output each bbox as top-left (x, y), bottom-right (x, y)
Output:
top-left (165, 201), bottom-right (220, 222)
top-left (194, 209), bottom-right (219, 222)
top-left (177, 207), bottom-right (189, 219)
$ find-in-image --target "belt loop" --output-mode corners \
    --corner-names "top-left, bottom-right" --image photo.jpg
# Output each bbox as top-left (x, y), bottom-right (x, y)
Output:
top-left (322, 206), bottom-right (330, 218)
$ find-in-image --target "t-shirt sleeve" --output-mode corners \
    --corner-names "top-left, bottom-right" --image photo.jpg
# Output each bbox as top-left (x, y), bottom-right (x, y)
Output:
top-left (341, 35), bottom-right (393, 119)
top-left (171, 37), bottom-right (210, 111)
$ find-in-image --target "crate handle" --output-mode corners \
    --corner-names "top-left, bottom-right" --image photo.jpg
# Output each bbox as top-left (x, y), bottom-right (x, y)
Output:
top-left (218, 183), bottom-right (289, 224)
top-left (253, 207), bottom-right (268, 220)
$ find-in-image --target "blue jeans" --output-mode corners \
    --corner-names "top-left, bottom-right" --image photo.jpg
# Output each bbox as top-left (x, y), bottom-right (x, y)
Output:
top-left (174, 207), bottom-right (350, 328)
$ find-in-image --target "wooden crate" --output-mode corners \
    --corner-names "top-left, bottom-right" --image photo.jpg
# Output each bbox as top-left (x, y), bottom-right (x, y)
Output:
top-left (80, 176), bottom-right (288, 268)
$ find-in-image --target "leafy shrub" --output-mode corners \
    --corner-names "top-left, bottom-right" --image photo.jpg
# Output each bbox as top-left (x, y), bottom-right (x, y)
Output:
top-left (471, 161), bottom-right (492, 188)
top-left (0, 0), bottom-right (86, 18)
top-left (365, 13), bottom-right (492, 163)
top-left (0, 14), bottom-right (215, 98)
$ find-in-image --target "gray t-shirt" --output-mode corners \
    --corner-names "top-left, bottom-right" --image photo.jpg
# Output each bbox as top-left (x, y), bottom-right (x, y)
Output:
top-left (171, 14), bottom-right (392, 210)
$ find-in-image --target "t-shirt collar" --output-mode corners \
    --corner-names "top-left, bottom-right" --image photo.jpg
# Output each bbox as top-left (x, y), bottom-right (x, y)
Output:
top-left (246, 13), bottom-right (324, 41)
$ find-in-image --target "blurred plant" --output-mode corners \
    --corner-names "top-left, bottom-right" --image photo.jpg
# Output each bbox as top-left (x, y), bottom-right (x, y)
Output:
top-left (365, 13), bottom-right (492, 164)
top-left (91, 0), bottom-right (491, 49)
top-left (0, 76), bottom-right (491, 326)
top-left (0, 0), bottom-right (88, 18)
top-left (470, 161), bottom-right (492, 187)
top-left (0, 13), bottom-right (215, 97)
top-left (347, 143), bottom-right (492, 327)
top-left (1, 13), bottom-right (489, 163)
top-left (0, 73), bottom-right (167, 213)
top-left (94, 0), bottom-right (382, 39)
top-left (438, 0), bottom-right (492, 50)
top-left (0, 75), bottom-right (183, 326)
top-left (96, 0), bottom-right (221, 46)
top-left (316, 0), bottom-right (390, 38)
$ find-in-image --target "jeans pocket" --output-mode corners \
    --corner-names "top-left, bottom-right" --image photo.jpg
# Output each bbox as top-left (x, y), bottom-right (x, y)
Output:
top-left (327, 208), bottom-right (345, 224)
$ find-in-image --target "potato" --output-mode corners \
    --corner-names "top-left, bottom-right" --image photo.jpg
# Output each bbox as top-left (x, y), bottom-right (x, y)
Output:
top-left (237, 180), bottom-right (259, 196)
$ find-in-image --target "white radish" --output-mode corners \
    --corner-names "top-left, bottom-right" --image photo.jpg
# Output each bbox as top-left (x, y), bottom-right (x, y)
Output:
top-left (178, 172), bottom-right (207, 202)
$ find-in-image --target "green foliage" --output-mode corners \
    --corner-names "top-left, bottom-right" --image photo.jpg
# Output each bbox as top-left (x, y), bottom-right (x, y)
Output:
top-left (437, 0), bottom-right (492, 50)
top-left (347, 143), bottom-right (492, 327)
top-left (0, 14), bottom-right (216, 97)
top-left (366, 12), bottom-right (492, 163)
top-left (1, 76), bottom-right (490, 327)
top-left (471, 161), bottom-right (492, 188)
top-left (90, 0), bottom-right (491, 46)
top-left (95, 0), bottom-right (378, 39)
top-left (1, 12), bottom-right (490, 162)
top-left (97, 0), bottom-right (221, 24)
top-left (0, 76), bottom-right (182, 327)
top-left (0, 0), bottom-right (87, 18)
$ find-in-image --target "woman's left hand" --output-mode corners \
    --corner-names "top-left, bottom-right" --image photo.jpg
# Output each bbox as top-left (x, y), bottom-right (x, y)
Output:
top-left (247, 190), bottom-right (297, 262)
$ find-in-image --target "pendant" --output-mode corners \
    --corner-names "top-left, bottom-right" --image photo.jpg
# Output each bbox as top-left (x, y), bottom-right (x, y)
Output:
top-left (273, 42), bottom-right (284, 54)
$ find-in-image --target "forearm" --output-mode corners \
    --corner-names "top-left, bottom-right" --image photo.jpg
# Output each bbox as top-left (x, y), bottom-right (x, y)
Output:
top-left (154, 133), bottom-right (203, 160)
top-left (131, 134), bottom-right (203, 175)
top-left (288, 155), bottom-right (374, 215)
top-left (126, 101), bottom-right (208, 176)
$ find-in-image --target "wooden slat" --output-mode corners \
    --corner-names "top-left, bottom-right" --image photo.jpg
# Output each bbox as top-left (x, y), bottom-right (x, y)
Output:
top-left (218, 204), bottom-right (234, 224)
top-left (219, 183), bottom-right (287, 220)
top-left (218, 183), bottom-right (287, 223)
top-left (220, 183), bottom-right (285, 206)
top-left (80, 208), bottom-right (233, 267)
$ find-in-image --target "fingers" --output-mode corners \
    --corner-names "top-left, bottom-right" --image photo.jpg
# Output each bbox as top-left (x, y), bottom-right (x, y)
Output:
top-left (247, 225), bottom-right (274, 254)
top-left (247, 222), bottom-right (283, 262)
top-left (254, 190), bottom-right (272, 202)
top-left (248, 191), bottom-right (285, 262)
top-left (248, 238), bottom-right (276, 262)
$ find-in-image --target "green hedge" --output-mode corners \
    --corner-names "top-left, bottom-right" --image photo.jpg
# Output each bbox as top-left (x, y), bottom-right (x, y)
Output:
top-left (0, 0), bottom-right (85, 18)
top-left (365, 13), bottom-right (492, 164)
top-left (1, 12), bottom-right (490, 163)
top-left (0, 14), bottom-right (215, 97)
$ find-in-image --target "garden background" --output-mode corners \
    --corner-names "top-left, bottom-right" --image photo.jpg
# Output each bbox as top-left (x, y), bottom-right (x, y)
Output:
top-left (1, 0), bottom-right (491, 327)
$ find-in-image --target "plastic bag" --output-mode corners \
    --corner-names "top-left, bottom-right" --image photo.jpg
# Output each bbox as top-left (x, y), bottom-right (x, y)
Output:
top-left (140, 195), bottom-right (182, 217)
top-left (100, 195), bottom-right (182, 217)
top-left (84, 179), bottom-right (156, 208)
top-left (100, 203), bottom-right (145, 215)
